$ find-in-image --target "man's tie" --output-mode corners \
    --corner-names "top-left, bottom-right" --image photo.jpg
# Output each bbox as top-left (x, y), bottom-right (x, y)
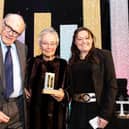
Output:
top-left (4, 46), bottom-right (14, 98)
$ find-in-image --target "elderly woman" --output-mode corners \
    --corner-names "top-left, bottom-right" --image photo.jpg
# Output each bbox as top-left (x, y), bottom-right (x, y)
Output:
top-left (25, 27), bottom-right (69, 129)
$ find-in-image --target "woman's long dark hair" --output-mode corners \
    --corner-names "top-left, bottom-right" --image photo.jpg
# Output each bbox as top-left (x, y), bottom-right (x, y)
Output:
top-left (69, 27), bottom-right (96, 65)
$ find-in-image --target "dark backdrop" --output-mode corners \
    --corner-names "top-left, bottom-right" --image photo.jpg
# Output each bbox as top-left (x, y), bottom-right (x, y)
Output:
top-left (4, 0), bottom-right (111, 58)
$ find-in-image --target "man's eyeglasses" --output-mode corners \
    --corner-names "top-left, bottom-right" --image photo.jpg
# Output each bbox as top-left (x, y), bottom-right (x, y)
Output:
top-left (4, 21), bottom-right (21, 37)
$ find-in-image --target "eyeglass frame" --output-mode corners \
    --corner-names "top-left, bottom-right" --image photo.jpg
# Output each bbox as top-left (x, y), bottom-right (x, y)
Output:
top-left (3, 20), bottom-right (21, 37)
top-left (40, 41), bottom-right (58, 47)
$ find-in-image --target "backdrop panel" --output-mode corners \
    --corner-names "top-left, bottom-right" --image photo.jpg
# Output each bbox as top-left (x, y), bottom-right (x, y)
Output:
top-left (60, 25), bottom-right (77, 61)
top-left (0, 0), bottom-right (4, 31)
top-left (83, 0), bottom-right (102, 48)
top-left (34, 13), bottom-right (51, 56)
top-left (110, 0), bottom-right (129, 94)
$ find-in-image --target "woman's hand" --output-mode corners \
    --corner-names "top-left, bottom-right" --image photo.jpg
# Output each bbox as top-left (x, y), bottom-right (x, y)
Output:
top-left (51, 88), bottom-right (65, 102)
top-left (98, 117), bottom-right (108, 128)
top-left (24, 88), bottom-right (31, 100)
top-left (0, 111), bottom-right (10, 123)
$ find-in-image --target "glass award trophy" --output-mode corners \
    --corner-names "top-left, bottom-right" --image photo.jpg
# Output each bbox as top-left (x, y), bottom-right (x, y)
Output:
top-left (42, 72), bottom-right (60, 95)
top-left (44, 72), bottom-right (55, 89)
top-left (115, 79), bottom-right (129, 119)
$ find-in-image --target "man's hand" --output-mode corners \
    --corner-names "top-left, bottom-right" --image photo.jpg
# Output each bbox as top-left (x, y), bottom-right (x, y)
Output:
top-left (0, 111), bottom-right (10, 123)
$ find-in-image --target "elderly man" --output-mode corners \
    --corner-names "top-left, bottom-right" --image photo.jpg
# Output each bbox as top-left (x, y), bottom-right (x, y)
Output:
top-left (0, 13), bottom-right (26, 129)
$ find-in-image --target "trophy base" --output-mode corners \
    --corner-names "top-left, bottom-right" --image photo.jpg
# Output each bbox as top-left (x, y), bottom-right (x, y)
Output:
top-left (116, 111), bottom-right (129, 119)
top-left (42, 88), bottom-right (61, 95)
top-left (117, 114), bottom-right (129, 119)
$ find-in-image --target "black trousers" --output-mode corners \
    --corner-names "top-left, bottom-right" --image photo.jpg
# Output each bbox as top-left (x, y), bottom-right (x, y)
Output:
top-left (0, 96), bottom-right (25, 129)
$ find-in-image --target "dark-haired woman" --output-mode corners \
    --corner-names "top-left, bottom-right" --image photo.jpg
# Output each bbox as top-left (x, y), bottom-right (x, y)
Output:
top-left (68, 27), bottom-right (118, 129)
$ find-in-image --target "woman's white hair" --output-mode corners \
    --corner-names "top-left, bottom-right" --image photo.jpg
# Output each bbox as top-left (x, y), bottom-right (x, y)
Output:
top-left (38, 27), bottom-right (59, 44)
